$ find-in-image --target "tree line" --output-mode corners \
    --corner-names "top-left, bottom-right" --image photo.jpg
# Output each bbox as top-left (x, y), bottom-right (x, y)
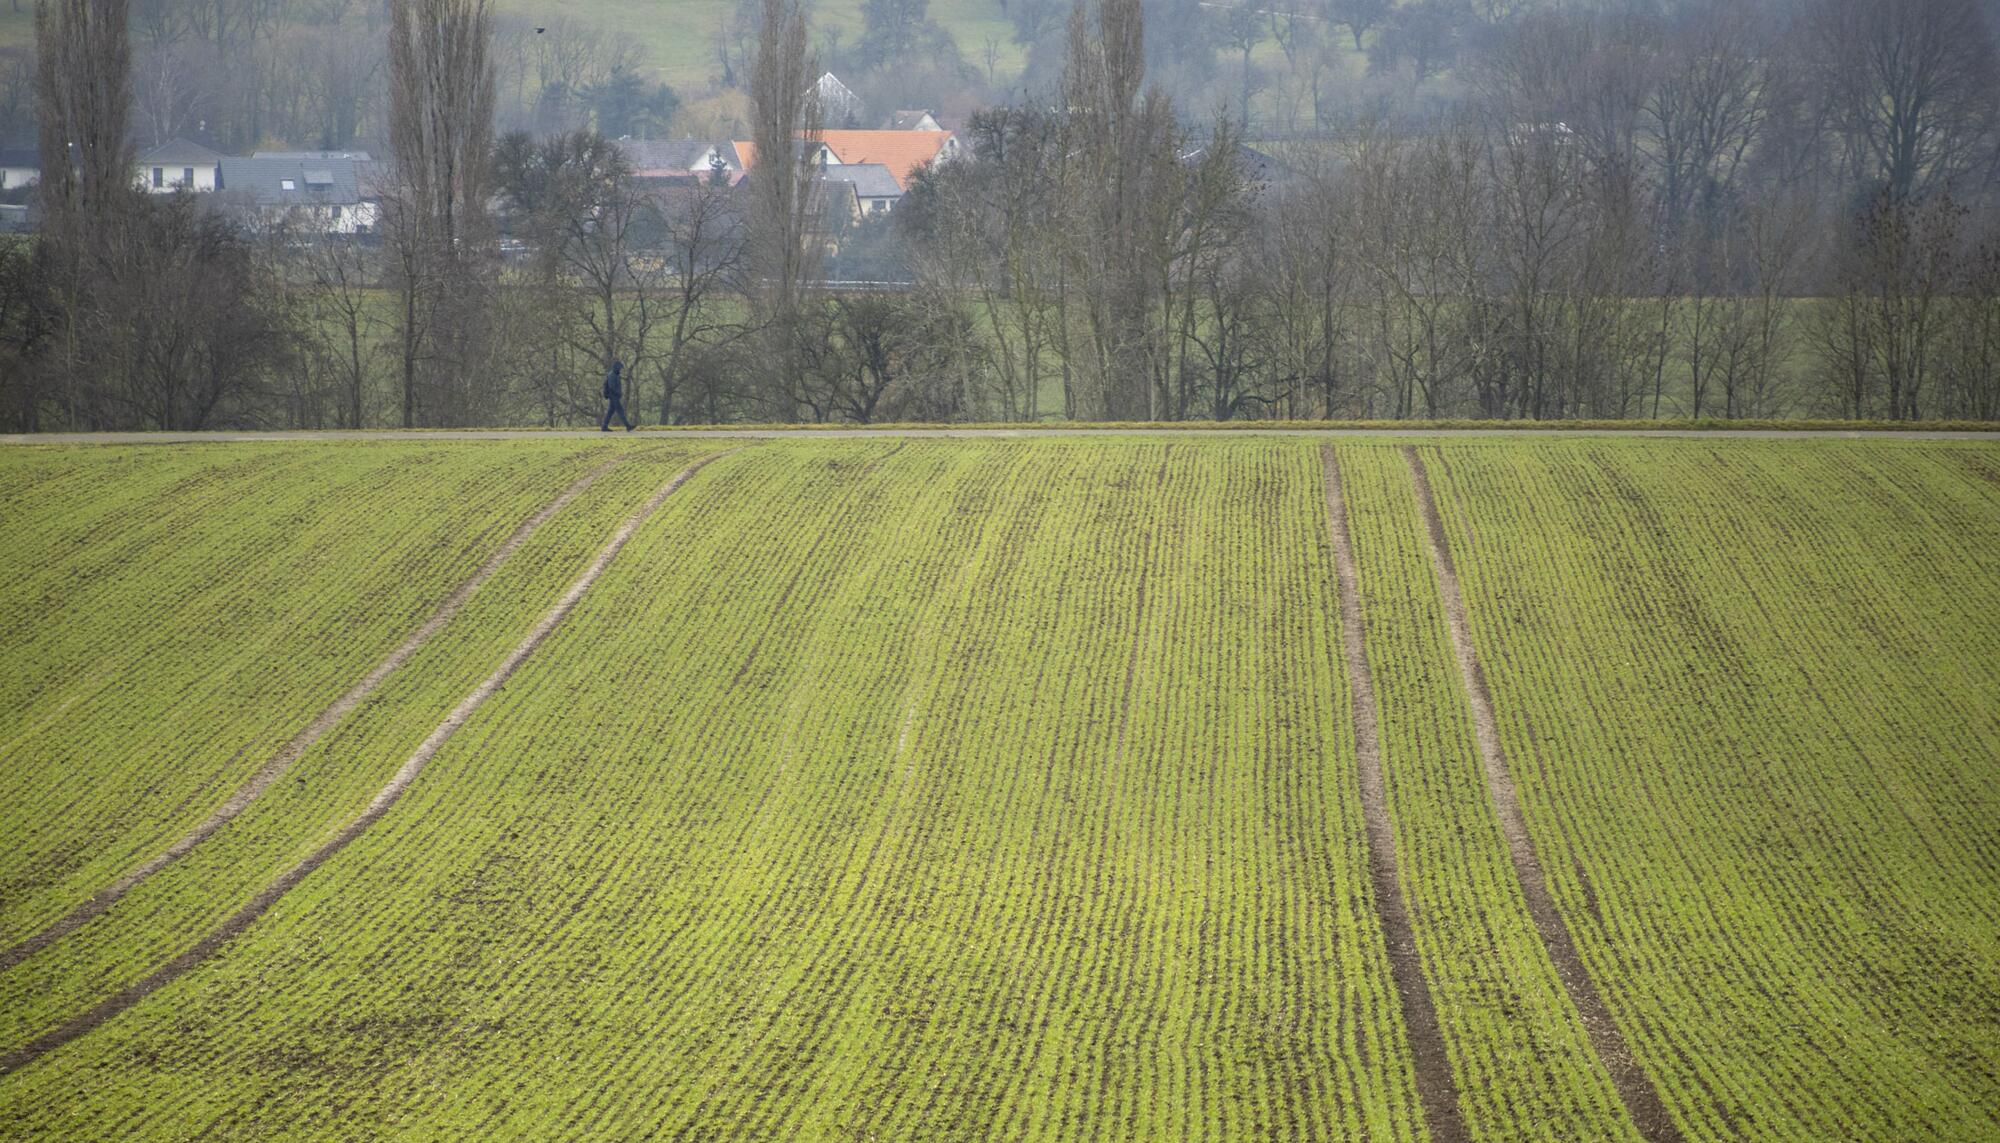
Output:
top-left (3, 0), bottom-right (1999, 429)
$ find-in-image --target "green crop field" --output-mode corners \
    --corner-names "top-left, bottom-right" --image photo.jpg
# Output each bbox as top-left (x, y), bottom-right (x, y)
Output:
top-left (0, 433), bottom-right (1996, 1140)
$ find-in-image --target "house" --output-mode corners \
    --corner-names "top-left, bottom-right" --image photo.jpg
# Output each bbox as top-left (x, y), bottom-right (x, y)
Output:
top-left (137, 139), bottom-right (223, 193)
top-left (251, 149), bottom-right (375, 162)
top-left (813, 72), bottom-right (864, 127)
top-left (1177, 140), bottom-right (1290, 186)
top-left (730, 137), bottom-right (838, 172)
top-left (816, 131), bottom-right (958, 190)
top-left (884, 110), bottom-right (941, 132)
top-left (215, 155), bottom-right (380, 234)
top-left (734, 131), bottom-right (957, 192)
top-left (615, 139), bottom-right (736, 180)
top-left (818, 163), bottom-right (903, 219)
top-left (0, 148), bottom-right (36, 191)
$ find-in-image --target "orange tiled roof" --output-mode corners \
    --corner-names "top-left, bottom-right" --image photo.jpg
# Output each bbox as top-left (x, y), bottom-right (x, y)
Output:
top-left (733, 131), bottom-right (953, 191)
top-left (817, 131), bottom-right (951, 189)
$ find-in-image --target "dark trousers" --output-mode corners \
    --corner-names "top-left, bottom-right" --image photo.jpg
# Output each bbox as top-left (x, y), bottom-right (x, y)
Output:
top-left (602, 395), bottom-right (632, 431)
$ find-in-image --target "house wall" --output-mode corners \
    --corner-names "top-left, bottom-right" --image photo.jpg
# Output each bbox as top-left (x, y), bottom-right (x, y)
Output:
top-left (0, 166), bottom-right (36, 190)
top-left (139, 162), bottom-right (220, 193)
top-left (267, 201), bottom-right (379, 234)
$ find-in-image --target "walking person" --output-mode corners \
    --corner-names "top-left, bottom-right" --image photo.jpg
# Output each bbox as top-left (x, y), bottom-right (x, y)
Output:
top-left (601, 359), bottom-right (634, 432)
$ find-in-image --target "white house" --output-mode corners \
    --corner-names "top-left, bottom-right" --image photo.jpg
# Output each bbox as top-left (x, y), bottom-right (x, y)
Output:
top-left (216, 156), bottom-right (381, 234)
top-left (0, 149), bottom-right (36, 191)
top-left (137, 139), bottom-right (223, 193)
top-left (884, 110), bottom-right (941, 132)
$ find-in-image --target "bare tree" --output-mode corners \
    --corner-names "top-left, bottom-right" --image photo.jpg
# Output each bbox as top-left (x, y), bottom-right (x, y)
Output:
top-left (1327, 0), bottom-right (1387, 53)
top-left (386, 0), bottom-right (496, 426)
top-left (1936, 229), bottom-right (2000, 420)
top-left (496, 130), bottom-right (656, 420)
top-left (1866, 192), bottom-right (1961, 420)
top-left (1811, 0), bottom-right (1999, 204)
top-left (85, 196), bottom-right (294, 429)
top-left (654, 170), bottom-right (747, 425)
top-left (36, 0), bottom-right (136, 427)
top-left (35, 0), bottom-right (132, 238)
top-left (1218, 2), bottom-right (1264, 132)
top-left (1060, 0), bottom-right (1162, 419)
top-left (1644, 1), bottom-right (1770, 235)
top-left (904, 108), bottom-right (1061, 421)
top-left (747, 0), bottom-right (823, 418)
top-left (284, 216), bottom-right (381, 427)
top-left (1252, 149), bottom-right (1356, 417)
top-left (1351, 122), bottom-right (1484, 418)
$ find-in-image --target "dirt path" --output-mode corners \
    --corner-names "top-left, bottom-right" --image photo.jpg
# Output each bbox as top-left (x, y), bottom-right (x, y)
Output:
top-left (1319, 445), bottom-right (1469, 1143)
top-left (0, 454), bottom-right (633, 974)
top-left (0, 449), bottom-right (736, 1077)
top-left (1401, 445), bottom-right (1684, 1143)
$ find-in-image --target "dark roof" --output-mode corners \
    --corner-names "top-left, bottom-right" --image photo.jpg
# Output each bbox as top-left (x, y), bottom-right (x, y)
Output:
top-left (0, 148), bottom-right (36, 168)
top-left (1177, 140), bottom-right (1290, 182)
top-left (251, 149), bottom-right (374, 162)
top-left (217, 157), bottom-right (369, 206)
top-left (138, 138), bottom-right (224, 165)
top-left (615, 139), bottom-right (733, 173)
top-left (818, 163), bottom-right (902, 200)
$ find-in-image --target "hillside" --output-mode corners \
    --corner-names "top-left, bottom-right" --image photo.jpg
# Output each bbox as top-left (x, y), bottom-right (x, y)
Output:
top-left (0, 0), bottom-right (1028, 100)
top-left (1, 434), bottom-right (1997, 1139)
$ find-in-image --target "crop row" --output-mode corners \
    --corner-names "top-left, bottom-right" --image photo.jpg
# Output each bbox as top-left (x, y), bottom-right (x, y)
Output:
top-left (1418, 438), bottom-right (2000, 1140)
top-left (1330, 443), bottom-right (1641, 1142)
top-left (0, 442), bottom-right (643, 945)
top-left (0, 444), bottom-right (705, 1054)
top-left (0, 439), bottom-right (1429, 1139)
top-left (5, 436), bottom-right (1996, 1139)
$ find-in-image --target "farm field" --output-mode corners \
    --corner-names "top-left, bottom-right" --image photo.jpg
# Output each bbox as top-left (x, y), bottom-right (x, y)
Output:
top-left (0, 434), bottom-right (1996, 1139)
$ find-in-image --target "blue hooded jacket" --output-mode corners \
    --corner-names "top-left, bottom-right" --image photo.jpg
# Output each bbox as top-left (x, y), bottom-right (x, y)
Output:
top-left (603, 362), bottom-right (623, 400)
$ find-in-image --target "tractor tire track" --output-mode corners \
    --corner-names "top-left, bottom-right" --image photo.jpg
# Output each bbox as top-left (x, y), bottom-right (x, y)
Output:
top-left (1319, 444), bottom-right (1469, 1143)
top-left (1401, 444), bottom-right (1684, 1143)
top-left (0, 449), bottom-right (737, 1076)
top-left (0, 452), bottom-right (634, 974)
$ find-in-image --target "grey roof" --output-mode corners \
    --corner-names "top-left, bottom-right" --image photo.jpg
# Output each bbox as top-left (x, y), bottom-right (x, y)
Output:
top-left (217, 156), bottom-right (370, 206)
top-left (138, 138), bottom-right (224, 165)
top-left (818, 162), bottom-right (902, 200)
top-left (0, 148), bottom-right (36, 168)
top-left (251, 149), bottom-right (374, 162)
top-left (616, 139), bottom-right (732, 173)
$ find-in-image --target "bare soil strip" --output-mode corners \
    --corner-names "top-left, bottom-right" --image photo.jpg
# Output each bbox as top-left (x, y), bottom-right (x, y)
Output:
top-left (1319, 444), bottom-right (1469, 1143)
top-left (0, 454), bottom-right (632, 974)
top-left (0, 450), bottom-right (735, 1076)
top-left (1401, 445), bottom-right (1684, 1143)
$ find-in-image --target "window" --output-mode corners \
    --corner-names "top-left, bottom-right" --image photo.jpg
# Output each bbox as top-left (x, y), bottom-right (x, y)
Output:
top-left (330, 205), bottom-right (342, 220)
top-left (280, 178), bottom-right (296, 191)
top-left (152, 167), bottom-right (163, 188)
top-left (183, 167), bottom-right (194, 186)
